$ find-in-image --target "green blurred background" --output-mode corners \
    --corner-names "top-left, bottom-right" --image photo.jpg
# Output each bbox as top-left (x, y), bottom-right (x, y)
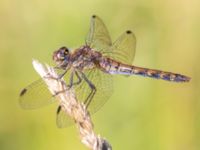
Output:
top-left (0, 0), bottom-right (199, 149)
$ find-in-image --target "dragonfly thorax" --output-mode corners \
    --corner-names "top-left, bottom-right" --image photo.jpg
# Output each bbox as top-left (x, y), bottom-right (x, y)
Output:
top-left (70, 46), bottom-right (102, 70)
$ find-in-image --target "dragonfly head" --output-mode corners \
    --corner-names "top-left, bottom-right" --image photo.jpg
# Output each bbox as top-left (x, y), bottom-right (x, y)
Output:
top-left (53, 46), bottom-right (70, 67)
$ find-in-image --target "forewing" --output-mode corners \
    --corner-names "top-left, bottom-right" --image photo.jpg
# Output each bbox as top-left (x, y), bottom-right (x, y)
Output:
top-left (86, 15), bottom-right (112, 51)
top-left (19, 79), bottom-right (56, 109)
top-left (86, 15), bottom-right (136, 65)
top-left (108, 31), bottom-right (136, 65)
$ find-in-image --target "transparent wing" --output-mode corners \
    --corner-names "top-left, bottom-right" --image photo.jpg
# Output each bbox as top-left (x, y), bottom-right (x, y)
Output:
top-left (76, 69), bottom-right (113, 114)
top-left (19, 79), bottom-right (56, 109)
top-left (106, 30), bottom-right (136, 65)
top-left (56, 106), bottom-right (74, 128)
top-left (86, 15), bottom-right (112, 51)
top-left (86, 15), bottom-right (136, 65)
top-left (57, 69), bottom-right (113, 128)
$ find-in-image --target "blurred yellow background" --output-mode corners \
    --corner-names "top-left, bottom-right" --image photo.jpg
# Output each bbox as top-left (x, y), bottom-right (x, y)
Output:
top-left (0, 0), bottom-right (199, 150)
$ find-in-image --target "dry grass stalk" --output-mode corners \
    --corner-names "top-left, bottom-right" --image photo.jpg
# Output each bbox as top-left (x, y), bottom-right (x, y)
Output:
top-left (32, 60), bottom-right (112, 150)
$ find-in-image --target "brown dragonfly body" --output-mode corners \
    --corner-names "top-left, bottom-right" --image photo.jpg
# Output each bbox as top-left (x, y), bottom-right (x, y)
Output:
top-left (53, 45), bottom-right (190, 83)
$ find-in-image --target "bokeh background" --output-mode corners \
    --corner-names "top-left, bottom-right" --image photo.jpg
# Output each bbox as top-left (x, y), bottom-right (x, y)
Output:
top-left (0, 0), bottom-right (199, 150)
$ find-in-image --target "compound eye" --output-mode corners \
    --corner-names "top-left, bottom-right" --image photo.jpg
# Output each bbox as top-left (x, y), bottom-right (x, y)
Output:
top-left (64, 48), bottom-right (69, 54)
top-left (60, 46), bottom-right (69, 54)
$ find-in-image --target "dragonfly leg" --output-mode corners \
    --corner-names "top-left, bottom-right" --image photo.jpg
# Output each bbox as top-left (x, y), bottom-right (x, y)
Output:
top-left (58, 67), bottom-right (70, 79)
top-left (44, 67), bottom-right (70, 80)
top-left (53, 71), bottom-right (82, 96)
top-left (69, 71), bottom-right (82, 87)
top-left (85, 89), bottom-right (96, 109)
top-left (79, 72), bottom-right (96, 109)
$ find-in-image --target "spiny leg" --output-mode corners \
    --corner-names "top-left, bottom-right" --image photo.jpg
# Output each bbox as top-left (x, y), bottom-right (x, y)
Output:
top-left (53, 70), bottom-right (82, 96)
top-left (51, 66), bottom-right (81, 84)
top-left (58, 67), bottom-right (70, 79)
top-left (45, 66), bottom-right (70, 81)
top-left (70, 71), bottom-right (82, 87)
top-left (79, 71), bottom-right (96, 109)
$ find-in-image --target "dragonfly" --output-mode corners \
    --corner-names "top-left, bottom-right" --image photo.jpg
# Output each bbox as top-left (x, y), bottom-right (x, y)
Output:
top-left (19, 15), bottom-right (191, 128)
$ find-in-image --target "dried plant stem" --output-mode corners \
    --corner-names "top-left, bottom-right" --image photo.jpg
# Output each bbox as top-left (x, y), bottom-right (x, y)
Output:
top-left (32, 60), bottom-right (112, 150)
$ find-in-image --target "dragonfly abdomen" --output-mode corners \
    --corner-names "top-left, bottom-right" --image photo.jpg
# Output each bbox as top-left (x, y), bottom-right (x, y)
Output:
top-left (101, 59), bottom-right (190, 82)
top-left (130, 66), bottom-right (190, 82)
